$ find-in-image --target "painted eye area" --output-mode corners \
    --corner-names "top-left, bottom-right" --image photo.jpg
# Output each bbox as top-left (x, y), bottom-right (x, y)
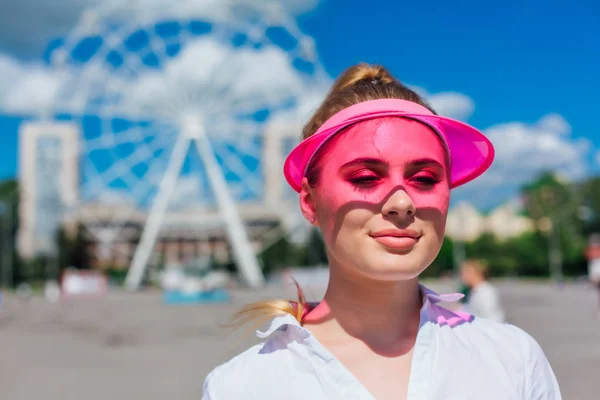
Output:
top-left (409, 170), bottom-right (442, 190)
top-left (348, 170), bottom-right (380, 185)
top-left (345, 168), bottom-right (443, 192)
top-left (346, 169), bottom-right (381, 192)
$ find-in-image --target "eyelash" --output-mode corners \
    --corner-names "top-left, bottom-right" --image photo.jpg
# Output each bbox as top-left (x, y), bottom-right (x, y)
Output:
top-left (349, 176), bottom-right (379, 184)
top-left (348, 174), bottom-right (440, 191)
top-left (412, 175), bottom-right (440, 187)
top-left (348, 175), bottom-right (380, 192)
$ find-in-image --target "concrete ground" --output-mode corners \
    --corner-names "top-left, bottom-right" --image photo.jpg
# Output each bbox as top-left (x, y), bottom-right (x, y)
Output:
top-left (0, 280), bottom-right (598, 399)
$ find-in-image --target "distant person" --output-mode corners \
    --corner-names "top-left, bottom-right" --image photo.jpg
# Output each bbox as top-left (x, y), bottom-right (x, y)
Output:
top-left (202, 63), bottom-right (560, 399)
top-left (460, 259), bottom-right (506, 323)
top-left (585, 233), bottom-right (600, 318)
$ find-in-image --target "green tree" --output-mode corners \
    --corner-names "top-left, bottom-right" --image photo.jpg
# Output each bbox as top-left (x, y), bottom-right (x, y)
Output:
top-left (0, 179), bottom-right (19, 287)
top-left (422, 236), bottom-right (454, 278)
top-left (577, 176), bottom-right (600, 235)
top-left (56, 223), bottom-right (91, 275)
top-left (522, 172), bottom-right (585, 280)
top-left (259, 235), bottom-right (292, 275)
top-left (303, 228), bottom-right (328, 266)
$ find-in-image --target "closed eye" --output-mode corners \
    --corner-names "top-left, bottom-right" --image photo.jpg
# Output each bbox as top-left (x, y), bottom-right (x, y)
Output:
top-left (411, 174), bottom-right (441, 189)
top-left (349, 176), bottom-right (379, 184)
top-left (414, 176), bottom-right (439, 184)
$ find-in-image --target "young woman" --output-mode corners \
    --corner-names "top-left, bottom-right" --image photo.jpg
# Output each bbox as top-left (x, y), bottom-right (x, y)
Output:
top-left (202, 64), bottom-right (561, 399)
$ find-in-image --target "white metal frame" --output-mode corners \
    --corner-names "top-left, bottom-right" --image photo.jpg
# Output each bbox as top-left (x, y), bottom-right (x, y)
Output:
top-left (40, 4), bottom-right (328, 291)
top-left (124, 117), bottom-right (264, 290)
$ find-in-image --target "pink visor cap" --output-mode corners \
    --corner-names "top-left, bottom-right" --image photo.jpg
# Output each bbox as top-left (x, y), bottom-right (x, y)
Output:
top-left (283, 98), bottom-right (495, 192)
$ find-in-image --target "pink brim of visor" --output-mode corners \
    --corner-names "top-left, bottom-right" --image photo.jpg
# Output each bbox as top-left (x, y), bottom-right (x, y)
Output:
top-left (283, 98), bottom-right (495, 192)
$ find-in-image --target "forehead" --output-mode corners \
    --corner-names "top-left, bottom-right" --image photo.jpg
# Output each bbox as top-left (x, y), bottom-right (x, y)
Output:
top-left (325, 117), bottom-right (447, 166)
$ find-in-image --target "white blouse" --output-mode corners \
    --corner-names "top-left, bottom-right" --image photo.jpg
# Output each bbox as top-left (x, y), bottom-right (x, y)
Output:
top-left (202, 285), bottom-right (561, 399)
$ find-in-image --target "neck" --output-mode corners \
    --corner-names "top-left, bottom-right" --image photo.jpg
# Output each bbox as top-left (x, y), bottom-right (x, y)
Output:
top-left (305, 264), bottom-right (422, 355)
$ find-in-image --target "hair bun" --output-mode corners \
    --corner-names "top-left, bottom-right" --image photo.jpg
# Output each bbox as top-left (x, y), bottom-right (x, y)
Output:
top-left (331, 63), bottom-right (397, 93)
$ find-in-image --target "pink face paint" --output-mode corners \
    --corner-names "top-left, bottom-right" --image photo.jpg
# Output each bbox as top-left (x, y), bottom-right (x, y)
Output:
top-left (315, 117), bottom-right (449, 228)
top-left (305, 117), bottom-right (451, 281)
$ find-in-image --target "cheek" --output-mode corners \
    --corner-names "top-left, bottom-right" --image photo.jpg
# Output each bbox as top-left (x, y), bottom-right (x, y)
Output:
top-left (314, 186), bottom-right (378, 244)
top-left (410, 185), bottom-right (450, 213)
top-left (409, 186), bottom-right (450, 230)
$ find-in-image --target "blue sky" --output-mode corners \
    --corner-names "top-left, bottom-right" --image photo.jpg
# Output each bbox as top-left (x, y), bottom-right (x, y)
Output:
top-left (0, 0), bottom-right (598, 209)
top-left (302, 0), bottom-right (598, 140)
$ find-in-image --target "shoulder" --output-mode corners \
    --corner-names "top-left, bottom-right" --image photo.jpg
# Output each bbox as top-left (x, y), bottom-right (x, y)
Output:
top-left (451, 315), bottom-right (542, 358)
top-left (443, 316), bottom-right (561, 399)
top-left (202, 320), bottom-right (314, 400)
top-left (202, 343), bottom-right (266, 399)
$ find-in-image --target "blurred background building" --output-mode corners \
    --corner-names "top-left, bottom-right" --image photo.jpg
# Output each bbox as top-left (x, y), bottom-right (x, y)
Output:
top-left (18, 121), bottom-right (79, 258)
top-left (446, 201), bottom-right (534, 242)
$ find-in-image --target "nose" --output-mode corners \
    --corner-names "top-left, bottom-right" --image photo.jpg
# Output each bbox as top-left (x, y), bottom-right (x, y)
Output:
top-left (381, 188), bottom-right (416, 219)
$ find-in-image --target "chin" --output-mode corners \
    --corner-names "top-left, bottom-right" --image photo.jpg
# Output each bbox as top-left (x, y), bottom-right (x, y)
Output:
top-left (358, 252), bottom-right (428, 281)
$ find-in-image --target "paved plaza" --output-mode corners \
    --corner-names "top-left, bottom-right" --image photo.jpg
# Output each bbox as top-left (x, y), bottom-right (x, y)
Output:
top-left (0, 280), bottom-right (598, 399)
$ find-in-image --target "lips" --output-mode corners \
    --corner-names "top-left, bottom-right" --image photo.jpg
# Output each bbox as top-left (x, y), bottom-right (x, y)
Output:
top-left (370, 229), bottom-right (421, 239)
top-left (370, 229), bottom-right (421, 251)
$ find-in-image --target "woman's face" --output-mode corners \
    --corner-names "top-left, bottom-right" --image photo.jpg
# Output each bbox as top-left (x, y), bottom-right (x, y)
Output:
top-left (301, 117), bottom-right (450, 281)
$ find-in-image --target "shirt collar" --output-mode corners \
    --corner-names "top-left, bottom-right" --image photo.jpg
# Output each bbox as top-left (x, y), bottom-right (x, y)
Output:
top-left (256, 284), bottom-right (468, 340)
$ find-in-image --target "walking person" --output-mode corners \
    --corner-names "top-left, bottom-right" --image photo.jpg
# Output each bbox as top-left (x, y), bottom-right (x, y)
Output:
top-left (460, 259), bottom-right (506, 323)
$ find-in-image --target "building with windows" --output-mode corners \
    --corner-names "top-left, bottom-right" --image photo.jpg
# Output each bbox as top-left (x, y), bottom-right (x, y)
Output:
top-left (18, 121), bottom-right (80, 259)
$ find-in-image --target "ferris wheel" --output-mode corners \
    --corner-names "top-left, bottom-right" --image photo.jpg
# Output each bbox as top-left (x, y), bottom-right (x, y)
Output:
top-left (43, 1), bottom-right (327, 290)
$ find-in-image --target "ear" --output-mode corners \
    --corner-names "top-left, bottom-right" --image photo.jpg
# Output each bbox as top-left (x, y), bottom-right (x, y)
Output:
top-left (299, 177), bottom-right (318, 226)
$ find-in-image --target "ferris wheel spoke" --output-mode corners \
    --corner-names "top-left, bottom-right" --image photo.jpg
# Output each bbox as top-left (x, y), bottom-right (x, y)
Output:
top-left (93, 156), bottom-right (171, 245)
top-left (85, 124), bottom-right (153, 152)
top-left (211, 140), bottom-right (263, 197)
top-left (85, 130), bottom-right (174, 190)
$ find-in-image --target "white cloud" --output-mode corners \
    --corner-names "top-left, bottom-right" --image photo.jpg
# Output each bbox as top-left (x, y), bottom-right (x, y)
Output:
top-left (427, 92), bottom-right (475, 121)
top-left (485, 115), bottom-right (588, 181)
top-left (411, 86), bottom-right (475, 120)
top-left (0, 54), bottom-right (61, 115)
top-left (122, 37), bottom-right (308, 119)
top-left (537, 113), bottom-right (571, 135)
top-left (452, 114), bottom-right (591, 207)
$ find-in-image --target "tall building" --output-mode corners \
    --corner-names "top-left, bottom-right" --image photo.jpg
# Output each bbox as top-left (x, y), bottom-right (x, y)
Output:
top-left (263, 121), bottom-right (309, 242)
top-left (18, 121), bottom-right (79, 259)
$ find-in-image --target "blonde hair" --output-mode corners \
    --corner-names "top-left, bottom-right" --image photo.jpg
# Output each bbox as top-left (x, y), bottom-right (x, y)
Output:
top-left (227, 279), bottom-right (308, 330)
top-left (228, 63), bottom-right (436, 330)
